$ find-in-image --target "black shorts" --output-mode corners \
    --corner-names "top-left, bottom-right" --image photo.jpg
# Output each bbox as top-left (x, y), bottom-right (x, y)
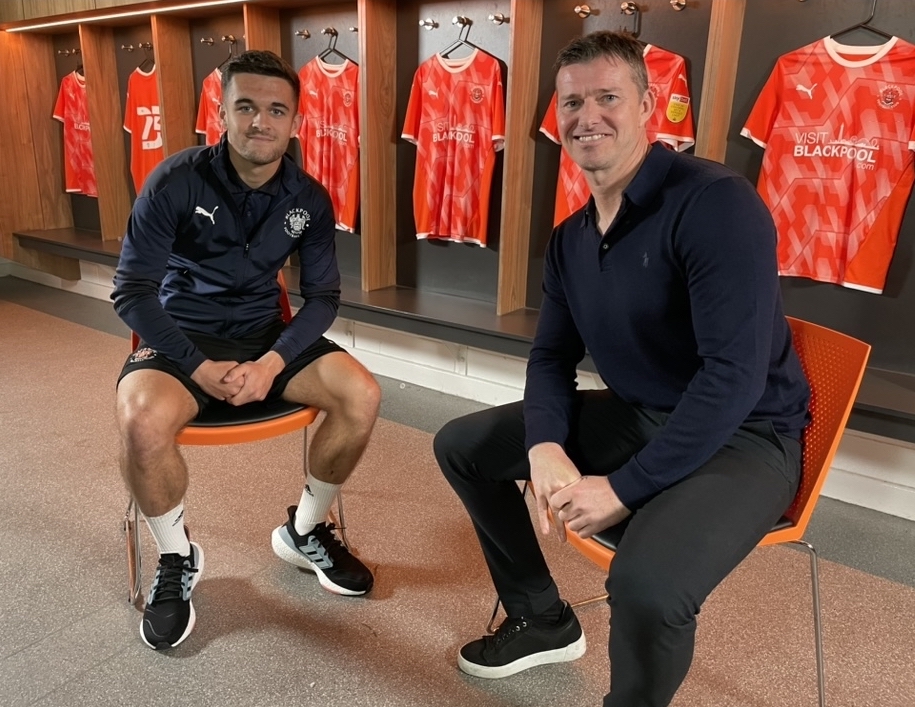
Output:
top-left (117, 319), bottom-right (344, 414)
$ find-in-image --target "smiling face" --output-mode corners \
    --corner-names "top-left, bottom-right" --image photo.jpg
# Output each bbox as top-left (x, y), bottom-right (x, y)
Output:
top-left (555, 56), bottom-right (654, 179)
top-left (219, 72), bottom-right (302, 171)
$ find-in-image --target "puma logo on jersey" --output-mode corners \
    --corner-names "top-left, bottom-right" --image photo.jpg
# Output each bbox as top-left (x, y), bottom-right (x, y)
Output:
top-left (795, 83), bottom-right (817, 99)
top-left (428, 89), bottom-right (439, 98)
top-left (308, 89), bottom-right (318, 97)
top-left (676, 73), bottom-right (688, 85)
top-left (195, 205), bottom-right (218, 225)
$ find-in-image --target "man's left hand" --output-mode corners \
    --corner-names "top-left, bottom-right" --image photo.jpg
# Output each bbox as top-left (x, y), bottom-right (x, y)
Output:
top-left (549, 476), bottom-right (631, 539)
top-left (222, 351), bottom-right (285, 406)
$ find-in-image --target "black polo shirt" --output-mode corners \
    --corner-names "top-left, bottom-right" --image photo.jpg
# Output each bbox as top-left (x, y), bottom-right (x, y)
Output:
top-left (523, 143), bottom-right (810, 509)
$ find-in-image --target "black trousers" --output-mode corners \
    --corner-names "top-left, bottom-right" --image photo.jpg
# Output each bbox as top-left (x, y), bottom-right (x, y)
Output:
top-left (433, 389), bottom-right (801, 707)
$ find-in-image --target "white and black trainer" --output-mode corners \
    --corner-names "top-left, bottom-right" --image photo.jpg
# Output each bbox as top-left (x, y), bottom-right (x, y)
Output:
top-left (140, 542), bottom-right (204, 650)
top-left (271, 505), bottom-right (373, 596)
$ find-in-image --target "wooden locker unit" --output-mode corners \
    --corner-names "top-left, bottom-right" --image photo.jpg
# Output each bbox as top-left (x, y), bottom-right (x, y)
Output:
top-left (152, 14), bottom-right (197, 156)
top-left (81, 22), bottom-right (133, 240)
top-left (0, 0), bottom-right (740, 306)
top-left (358, 0), bottom-right (397, 292)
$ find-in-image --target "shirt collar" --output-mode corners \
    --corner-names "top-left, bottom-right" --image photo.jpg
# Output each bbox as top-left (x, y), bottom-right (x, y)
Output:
top-left (581, 142), bottom-right (675, 228)
top-left (210, 134), bottom-right (287, 197)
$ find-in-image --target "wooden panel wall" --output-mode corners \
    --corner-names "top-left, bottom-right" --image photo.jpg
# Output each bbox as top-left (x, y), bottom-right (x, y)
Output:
top-left (695, 0), bottom-right (747, 162)
top-left (244, 3), bottom-right (281, 54)
top-left (23, 0), bottom-right (95, 20)
top-left (79, 23), bottom-right (132, 240)
top-left (497, 0), bottom-right (544, 315)
top-left (0, 31), bottom-right (79, 278)
top-left (152, 14), bottom-right (197, 155)
top-left (0, 2), bottom-right (25, 23)
top-left (22, 33), bottom-right (74, 230)
top-left (358, 0), bottom-right (397, 291)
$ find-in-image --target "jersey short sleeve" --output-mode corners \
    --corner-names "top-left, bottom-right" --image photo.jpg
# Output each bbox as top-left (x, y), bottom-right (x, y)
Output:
top-left (741, 36), bottom-right (915, 294)
top-left (402, 49), bottom-right (505, 246)
top-left (195, 68), bottom-right (224, 146)
top-left (53, 71), bottom-right (98, 197)
top-left (123, 67), bottom-right (165, 193)
top-left (297, 58), bottom-right (360, 233)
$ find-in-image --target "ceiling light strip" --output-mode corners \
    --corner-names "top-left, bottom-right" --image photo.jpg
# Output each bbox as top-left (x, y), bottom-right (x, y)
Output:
top-left (5, 0), bottom-right (248, 33)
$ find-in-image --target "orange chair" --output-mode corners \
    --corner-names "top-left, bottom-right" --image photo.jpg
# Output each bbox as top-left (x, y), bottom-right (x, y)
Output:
top-left (556, 317), bottom-right (870, 707)
top-left (123, 270), bottom-right (334, 605)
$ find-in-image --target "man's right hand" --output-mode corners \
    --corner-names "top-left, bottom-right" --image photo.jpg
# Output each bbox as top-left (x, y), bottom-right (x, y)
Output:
top-left (190, 360), bottom-right (243, 401)
top-left (529, 442), bottom-right (583, 542)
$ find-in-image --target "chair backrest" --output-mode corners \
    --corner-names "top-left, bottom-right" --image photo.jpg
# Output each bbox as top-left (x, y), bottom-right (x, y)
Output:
top-left (780, 316), bottom-right (870, 535)
top-left (130, 269), bottom-right (293, 350)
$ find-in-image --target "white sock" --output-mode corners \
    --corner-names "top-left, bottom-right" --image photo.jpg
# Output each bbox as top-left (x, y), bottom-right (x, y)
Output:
top-left (294, 476), bottom-right (341, 536)
top-left (145, 503), bottom-right (191, 557)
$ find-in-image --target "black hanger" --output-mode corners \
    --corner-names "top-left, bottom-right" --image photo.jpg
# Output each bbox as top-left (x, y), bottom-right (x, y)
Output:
top-left (830, 0), bottom-right (893, 42)
top-left (439, 19), bottom-right (478, 58)
top-left (137, 44), bottom-right (155, 72)
top-left (318, 29), bottom-right (356, 65)
top-left (218, 35), bottom-right (239, 69)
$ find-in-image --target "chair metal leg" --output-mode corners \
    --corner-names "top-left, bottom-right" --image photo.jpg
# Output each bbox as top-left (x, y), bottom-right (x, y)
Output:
top-left (570, 592), bottom-right (610, 609)
top-left (334, 493), bottom-right (350, 550)
top-left (792, 539), bottom-right (826, 707)
top-left (124, 498), bottom-right (142, 605)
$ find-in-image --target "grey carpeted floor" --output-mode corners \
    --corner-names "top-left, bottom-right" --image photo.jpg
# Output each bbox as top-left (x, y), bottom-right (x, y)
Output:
top-left (1, 276), bottom-right (913, 707)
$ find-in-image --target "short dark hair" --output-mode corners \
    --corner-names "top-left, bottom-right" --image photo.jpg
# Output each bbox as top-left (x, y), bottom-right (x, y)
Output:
top-left (221, 50), bottom-right (301, 105)
top-left (554, 31), bottom-right (649, 96)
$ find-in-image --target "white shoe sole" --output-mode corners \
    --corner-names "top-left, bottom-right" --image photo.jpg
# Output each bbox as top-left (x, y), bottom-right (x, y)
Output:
top-left (140, 542), bottom-right (205, 650)
top-left (271, 526), bottom-right (367, 597)
top-left (457, 632), bottom-right (587, 679)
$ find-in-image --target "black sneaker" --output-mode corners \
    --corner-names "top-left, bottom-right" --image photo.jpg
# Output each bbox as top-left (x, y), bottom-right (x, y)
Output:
top-left (458, 601), bottom-right (586, 679)
top-left (140, 542), bottom-right (204, 650)
top-left (271, 505), bottom-right (374, 596)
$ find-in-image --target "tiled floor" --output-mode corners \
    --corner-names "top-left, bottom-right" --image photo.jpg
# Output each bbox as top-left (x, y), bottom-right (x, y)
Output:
top-left (1, 276), bottom-right (913, 707)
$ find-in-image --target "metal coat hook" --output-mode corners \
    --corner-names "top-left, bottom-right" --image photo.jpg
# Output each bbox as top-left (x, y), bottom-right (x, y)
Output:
top-left (295, 29), bottom-right (311, 39)
top-left (119, 44), bottom-right (134, 52)
top-left (349, 26), bottom-right (358, 33)
top-left (418, 18), bottom-right (439, 30)
top-left (670, 0), bottom-right (686, 10)
top-left (452, 15), bottom-right (473, 42)
top-left (138, 42), bottom-right (152, 51)
top-left (489, 12), bottom-right (509, 25)
top-left (199, 37), bottom-right (215, 45)
top-left (58, 48), bottom-right (81, 56)
top-left (220, 34), bottom-right (239, 60)
top-left (621, 2), bottom-right (642, 37)
top-left (575, 5), bottom-right (592, 19)
top-left (321, 27), bottom-right (339, 53)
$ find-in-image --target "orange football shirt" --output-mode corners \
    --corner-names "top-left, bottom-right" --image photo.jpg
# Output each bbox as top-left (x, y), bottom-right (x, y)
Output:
top-left (53, 71), bottom-right (97, 197)
top-left (297, 58), bottom-right (360, 233)
top-left (195, 68), bottom-right (224, 146)
top-left (743, 37), bottom-right (915, 294)
top-left (123, 66), bottom-right (165, 193)
top-left (402, 49), bottom-right (505, 246)
top-left (540, 44), bottom-right (695, 226)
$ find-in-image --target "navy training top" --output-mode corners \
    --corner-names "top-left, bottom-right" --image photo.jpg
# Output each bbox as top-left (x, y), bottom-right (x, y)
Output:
top-left (523, 143), bottom-right (810, 510)
top-left (112, 136), bottom-right (340, 376)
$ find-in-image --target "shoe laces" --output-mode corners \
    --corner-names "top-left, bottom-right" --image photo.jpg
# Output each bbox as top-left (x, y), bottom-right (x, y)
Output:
top-left (307, 522), bottom-right (348, 560)
top-left (492, 617), bottom-right (530, 646)
top-left (149, 553), bottom-right (198, 605)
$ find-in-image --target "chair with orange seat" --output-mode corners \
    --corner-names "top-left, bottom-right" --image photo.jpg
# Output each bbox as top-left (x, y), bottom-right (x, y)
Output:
top-left (122, 270), bottom-right (341, 605)
top-left (567, 316), bottom-right (868, 706)
top-left (490, 316), bottom-right (869, 707)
